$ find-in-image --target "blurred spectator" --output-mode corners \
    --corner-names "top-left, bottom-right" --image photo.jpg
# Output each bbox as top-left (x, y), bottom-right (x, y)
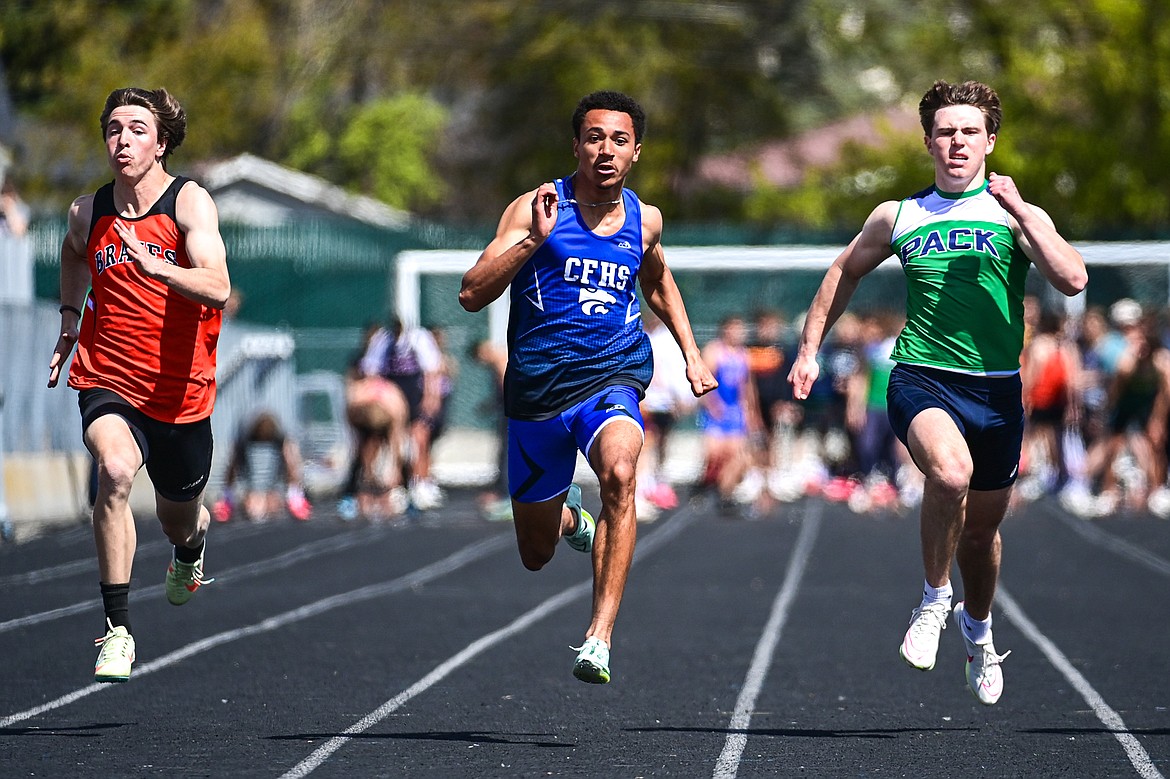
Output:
top-left (426, 326), bottom-right (456, 495)
top-left (358, 316), bottom-right (445, 511)
top-left (214, 410), bottom-right (311, 522)
top-left (697, 315), bottom-right (762, 512)
top-left (808, 311), bottom-right (863, 501)
top-left (1101, 299), bottom-right (1140, 372)
top-left (1019, 308), bottom-right (1082, 499)
top-left (746, 310), bottom-right (799, 493)
top-left (0, 176), bottom-right (29, 238)
top-left (1083, 308), bottom-right (1170, 513)
top-left (338, 323), bottom-right (410, 520)
top-left (1076, 305), bottom-right (1117, 448)
top-left (637, 310), bottom-right (697, 515)
top-left (845, 310), bottom-right (918, 512)
top-left (472, 339), bottom-right (512, 521)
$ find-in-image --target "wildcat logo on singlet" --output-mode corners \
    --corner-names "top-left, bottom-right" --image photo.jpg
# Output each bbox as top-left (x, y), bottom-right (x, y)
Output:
top-left (579, 286), bottom-right (618, 315)
top-left (897, 227), bottom-right (1000, 266)
top-left (94, 241), bottom-right (178, 275)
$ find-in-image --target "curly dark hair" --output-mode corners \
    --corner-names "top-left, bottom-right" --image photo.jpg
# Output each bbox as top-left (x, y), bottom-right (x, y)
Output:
top-left (100, 87), bottom-right (188, 169)
top-left (918, 80), bottom-right (1002, 136)
top-left (572, 91), bottom-right (646, 144)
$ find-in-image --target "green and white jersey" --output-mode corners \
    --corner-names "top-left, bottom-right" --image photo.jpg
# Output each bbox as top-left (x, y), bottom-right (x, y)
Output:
top-left (889, 182), bottom-right (1030, 375)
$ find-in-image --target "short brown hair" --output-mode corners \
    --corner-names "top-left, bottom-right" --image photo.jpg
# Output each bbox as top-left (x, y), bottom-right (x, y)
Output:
top-left (918, 80), bottom-right (1002, 136)
top-left (100, 87), bottom-right (188, 169)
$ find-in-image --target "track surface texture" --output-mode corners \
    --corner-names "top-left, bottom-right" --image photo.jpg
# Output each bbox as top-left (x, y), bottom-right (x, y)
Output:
top-left (1, 489), bottom-right (1167, 778)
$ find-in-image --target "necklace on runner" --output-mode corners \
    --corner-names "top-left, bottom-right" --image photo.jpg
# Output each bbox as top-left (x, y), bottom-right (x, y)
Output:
top-left (559, 195), bottom-right (622, 209)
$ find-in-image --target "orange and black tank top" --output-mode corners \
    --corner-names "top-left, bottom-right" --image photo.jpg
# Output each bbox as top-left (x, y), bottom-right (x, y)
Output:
top-left (68, 176), bottom-right (221, 423)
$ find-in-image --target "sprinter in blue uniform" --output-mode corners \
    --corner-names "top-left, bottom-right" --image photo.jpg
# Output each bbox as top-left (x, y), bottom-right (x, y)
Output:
top-left (460, 91), bottom-right (716, 684)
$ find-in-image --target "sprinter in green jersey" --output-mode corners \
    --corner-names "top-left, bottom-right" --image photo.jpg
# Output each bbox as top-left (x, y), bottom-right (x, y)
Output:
top-left (788, 81), bottom-right (1087, 705)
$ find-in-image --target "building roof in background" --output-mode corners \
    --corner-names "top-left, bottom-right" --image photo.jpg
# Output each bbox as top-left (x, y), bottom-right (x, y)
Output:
top-left (697, 106), bottom-right (920, 190)
top-left (195, 153), bottom-right (412, 230)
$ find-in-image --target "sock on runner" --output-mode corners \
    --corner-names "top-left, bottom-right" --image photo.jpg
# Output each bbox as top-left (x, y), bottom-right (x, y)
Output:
top-left (921, 580), bottom-right (953, 607)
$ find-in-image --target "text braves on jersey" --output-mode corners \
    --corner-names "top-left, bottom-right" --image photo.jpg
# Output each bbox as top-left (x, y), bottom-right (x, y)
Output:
top-left (94, 241), bottom-right (178, 274)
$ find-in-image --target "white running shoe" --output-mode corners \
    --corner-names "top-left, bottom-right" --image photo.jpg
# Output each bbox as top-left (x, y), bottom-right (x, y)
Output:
top-left (954, 602), bottom-right (1010, 705)
top-left (94, 619), bottom-right (135, 683)
top-left (899, 601), bottom-right (950, 671)
top-left (410, 478), bottom-right (445, 511)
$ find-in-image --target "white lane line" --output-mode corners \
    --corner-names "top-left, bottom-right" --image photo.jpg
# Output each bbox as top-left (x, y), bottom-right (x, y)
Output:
top-left (0, 557), bottom-right (96, 588)
top-left (280, 505), bottom-right (701, 779)
top-left (0, 526), bottom-right (384, 634)
top-left (0, 522), bottom-right (272, 588)
top-left (0, 534), bottom-right (512, 728)
top-left (1045, 503), bottom-right (1170, 578)
top-left (998, 586), bottom-right (1164, 779)
top-left (713, 502), bottom-right (822, 779)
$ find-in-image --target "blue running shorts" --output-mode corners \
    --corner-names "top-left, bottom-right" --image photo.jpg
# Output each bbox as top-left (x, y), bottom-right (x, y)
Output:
top-left (508, 385), bottom-right (645, 503)
top-left (886, 364), bottom-right (1023, 491)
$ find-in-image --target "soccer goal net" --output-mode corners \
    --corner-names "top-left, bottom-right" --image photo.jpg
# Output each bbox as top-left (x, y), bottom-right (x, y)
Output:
top-left (396, 241), bottom-right (1170, 431)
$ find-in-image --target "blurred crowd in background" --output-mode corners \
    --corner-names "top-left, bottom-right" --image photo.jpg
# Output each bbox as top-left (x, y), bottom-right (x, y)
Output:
top-left (670, 295), bottom-right (1170, 522)
top-left (256, 291), bottom-right (1170, 525)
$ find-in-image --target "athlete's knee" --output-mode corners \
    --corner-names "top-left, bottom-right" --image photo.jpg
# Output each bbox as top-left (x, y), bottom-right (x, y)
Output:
top-left (516, 534), bottom-right (555, 570)
top-left (518, 546), bottom-right (553, 571)
top-left (597, 458), bottom-right (637, 499)
top-left (94, 455), bottom-right (137, 501)
top-left (921, 450), bottom-right (973, 498)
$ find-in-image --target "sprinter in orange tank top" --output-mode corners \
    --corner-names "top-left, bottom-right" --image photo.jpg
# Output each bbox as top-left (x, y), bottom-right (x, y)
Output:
top-left (47, 87), bottom-right (230, 683)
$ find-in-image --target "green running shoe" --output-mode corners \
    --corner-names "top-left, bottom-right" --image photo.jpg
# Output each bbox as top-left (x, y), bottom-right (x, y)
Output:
top-left (563, 484), bottom-right (595, 553)
top-left (166, 545), bottom-right (213, 606)
top-left (94, 619), bottom-right (135, 683)
top-left (571, 636), bottom-right (611, 684)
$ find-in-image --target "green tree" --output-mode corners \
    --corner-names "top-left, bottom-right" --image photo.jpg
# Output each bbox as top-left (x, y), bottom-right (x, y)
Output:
top-left (338, 93), bottom-right (448, 211)
top-left (4, 0), bottom-right (1170, 237)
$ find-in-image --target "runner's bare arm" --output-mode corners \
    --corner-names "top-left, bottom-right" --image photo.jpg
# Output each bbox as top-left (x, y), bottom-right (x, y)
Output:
top-left (988, 172), bottom-right (1086, 296)
top-left (788, 201), bottom-right (897, 400)
top-left (115, 181), bottom-right (231, 308)
top-left (638, 204), bottom-right (716, 398)
top-left (460, 183), bottom-right (557, 312)
top-left (48, 196), bottom-right (95, 388)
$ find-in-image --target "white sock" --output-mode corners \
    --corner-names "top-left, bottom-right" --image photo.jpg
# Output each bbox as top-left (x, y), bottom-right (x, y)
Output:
top-left (961, 608), bottom-right (992, 645)
top-left (921, 580), bottom-right (953, 607)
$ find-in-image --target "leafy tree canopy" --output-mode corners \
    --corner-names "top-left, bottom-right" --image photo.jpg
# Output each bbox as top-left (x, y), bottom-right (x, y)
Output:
top-left (1, 0), bottom-right (1168, 238)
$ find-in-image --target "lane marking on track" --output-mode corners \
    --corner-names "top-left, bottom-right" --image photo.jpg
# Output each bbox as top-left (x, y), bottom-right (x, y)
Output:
top-left (0, 533), bottom-right (512, 728)
top-left (1043, 502), bottom-right (1170, 578)
top-left (0, 526), bottom-right (386, 634)
top-left (279, 503), bottom-right (702, 779)
top-left (0, 521), bottom-right (273, 588)
top-left (998, 586), bottom-right (1164, 779)
top-left (712, 502), bottom-right (822, 779)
